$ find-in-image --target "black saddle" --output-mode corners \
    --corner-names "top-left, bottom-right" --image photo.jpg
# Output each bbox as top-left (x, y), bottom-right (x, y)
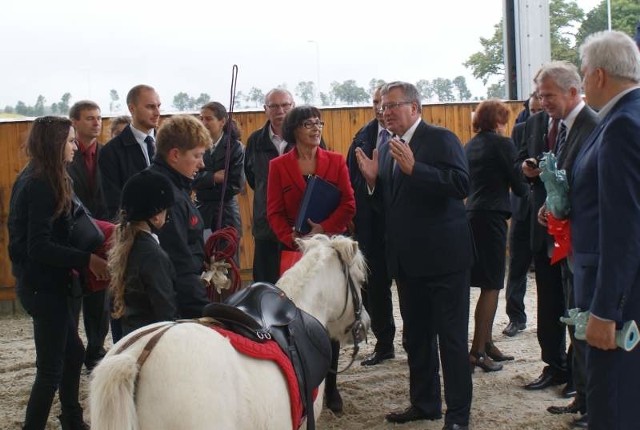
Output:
top-left (203, 282), bottom-right (331, 430)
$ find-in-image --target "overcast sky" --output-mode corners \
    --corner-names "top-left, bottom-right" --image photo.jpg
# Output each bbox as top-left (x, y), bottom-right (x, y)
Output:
top-left (1, 0), bottom-right (601, 114)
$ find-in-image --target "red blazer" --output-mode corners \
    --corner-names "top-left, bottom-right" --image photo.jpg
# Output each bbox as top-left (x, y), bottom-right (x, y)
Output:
top-left (267, 147), bottom-right (355, 249)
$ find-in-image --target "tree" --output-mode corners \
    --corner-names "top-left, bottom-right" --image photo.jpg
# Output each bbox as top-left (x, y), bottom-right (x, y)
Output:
top-left (173, 92), bottom-right (191, 111)
top-left (194, 93), bottom-right (211, 108)
top-left (431, 78), bottom-right (455, 102)
top-left (234, 91), bottom-right (245, 110)
top-left (319, 92), bottom-right (333, 106)
top-left (248, 87), bottom-right (265, 108)
top-left (487, 83), bottom-right (506, 99)
top-left (416, 79), bottom-right (434, 102)
top-left (15, 101), bottom-right (30, 116)
top-left (51, 103), bottom-right (59, 114)
top-left (576, 0), bottom-right (640, 48)
top-left (368, 78), bottom-right (386, 95)
top-left (34, 95), bottom-right (46, 116)
top-left (109, 89), bottom-right (121, 113)
top-left (58, 93), bottom-right (72, 115)
top-left (464, 0), bottom-right (589, 96)
top-left (329, 80), bottom-right (369, 105)
top-left (295, 81), bottom-right (315, 104)
top-left (452, 76), bottom-right (473, 101)
top-left (3, 105), bottom-right (14, 114)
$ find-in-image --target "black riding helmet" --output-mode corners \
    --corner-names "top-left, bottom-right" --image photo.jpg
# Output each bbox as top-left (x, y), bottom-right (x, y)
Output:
top-left (120, 170), bottom-right (175, 222)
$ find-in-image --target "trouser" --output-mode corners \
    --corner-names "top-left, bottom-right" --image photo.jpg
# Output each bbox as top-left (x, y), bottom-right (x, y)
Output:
top-left (361, 245), bottom-right (395, 352)
top-left (18, 288), bottom-right (85, 430)
top-left (505, 217), bottom-right (533, 324)
top-left (82, 288), bottom-right (109, 363)
top-left (252, 238), bottom-right (281, 284)
top-left (561, 260), bottom-right (586, 405)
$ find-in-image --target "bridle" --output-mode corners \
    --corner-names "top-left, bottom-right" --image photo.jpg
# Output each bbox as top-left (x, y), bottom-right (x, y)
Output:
top-left (328, 250), bottom-right (367, 374)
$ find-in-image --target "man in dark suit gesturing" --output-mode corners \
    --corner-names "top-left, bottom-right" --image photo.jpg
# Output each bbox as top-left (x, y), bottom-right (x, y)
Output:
top-left (356, 81), bottom-right (472, 430)
top-left (571, 30), bottom-right (640, 430)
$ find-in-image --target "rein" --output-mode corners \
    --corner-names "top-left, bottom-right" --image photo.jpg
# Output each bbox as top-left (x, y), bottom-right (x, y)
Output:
top-left (328, 250), bottom-right (367, 374)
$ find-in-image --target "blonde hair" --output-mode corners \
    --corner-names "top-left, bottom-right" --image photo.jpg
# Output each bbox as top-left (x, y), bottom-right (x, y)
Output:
top-left (108, 219), bottom-right (147, 318)
top-left (156, 114), bottom-right (211, 158)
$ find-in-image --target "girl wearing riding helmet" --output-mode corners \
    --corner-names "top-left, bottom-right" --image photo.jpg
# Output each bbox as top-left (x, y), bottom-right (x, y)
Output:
top-left (108, 169), bottom-right (178, 336)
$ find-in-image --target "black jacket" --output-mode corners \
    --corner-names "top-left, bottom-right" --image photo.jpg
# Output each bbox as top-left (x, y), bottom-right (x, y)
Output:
top-left (149, 159), bottom-right (209, 318)
top-left (244, 122), bottom-right (293, 240)
top-left (9, 165), bottom-right (90, 294)
top-left (192, 133), bottom-right (245, 230)
top-left (121, 232), bottom-right (177, 336)
top-left (465, 131), bottom-right (526, 214)
top-left (68, 142), bottom-right (108, 220)
top-left (99, 125), bottom-right (150, 220)
top-left (346, 119), bottom-right (386, 255)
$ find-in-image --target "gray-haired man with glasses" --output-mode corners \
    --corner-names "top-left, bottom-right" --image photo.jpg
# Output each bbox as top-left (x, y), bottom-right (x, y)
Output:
top-left (356, 81), bottom-right (473, 430)
top-left (244, 88), bottom-right (295, 284)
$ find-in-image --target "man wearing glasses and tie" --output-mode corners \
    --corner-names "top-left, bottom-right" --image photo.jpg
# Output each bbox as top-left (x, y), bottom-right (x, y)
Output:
top-left (346, 84), bottom-right (396, 367)
top-left (356, 81), bottom-right (472, 430)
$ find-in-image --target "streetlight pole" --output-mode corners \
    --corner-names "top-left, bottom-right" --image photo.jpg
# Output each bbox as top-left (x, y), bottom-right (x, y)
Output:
top-left (606, 0), bottom-right (612, 30)
top-left (307, 40), bottom-right (320, 104)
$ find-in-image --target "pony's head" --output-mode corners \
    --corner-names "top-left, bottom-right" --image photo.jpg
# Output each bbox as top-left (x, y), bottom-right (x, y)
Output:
top-left (277, 234), bottom-right (370, 345)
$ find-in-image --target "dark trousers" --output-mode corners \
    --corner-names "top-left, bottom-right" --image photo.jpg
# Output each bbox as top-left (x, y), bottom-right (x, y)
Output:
top-left (533, 248), bottom-right (567, 375)
top-left (252, 238), bottom-right (280, 284)
top-left (505, 216), bottom-right (533, 324)
top-left (396, 268), bottom-right (472, 426)
top-left (18, 289), bottom-right (85, 430)
top-left (82, 289), bottom-right (109, 362)
top-left (361, 245), bottom-right (395, 352)
top-left (561, 260), bottom-right (586, 404)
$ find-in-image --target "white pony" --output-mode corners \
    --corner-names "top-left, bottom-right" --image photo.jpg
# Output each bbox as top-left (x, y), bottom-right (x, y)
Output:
top-left (89, 234), bottom-right (369, 430)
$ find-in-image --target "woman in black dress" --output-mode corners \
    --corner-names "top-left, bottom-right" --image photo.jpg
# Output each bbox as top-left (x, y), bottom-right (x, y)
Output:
top-left (466, 100), bottom-right (526, 372)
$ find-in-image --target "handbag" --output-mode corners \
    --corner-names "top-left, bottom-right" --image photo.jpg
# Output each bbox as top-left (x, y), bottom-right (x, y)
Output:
top-left (69, 195), bottom-right (105, 253)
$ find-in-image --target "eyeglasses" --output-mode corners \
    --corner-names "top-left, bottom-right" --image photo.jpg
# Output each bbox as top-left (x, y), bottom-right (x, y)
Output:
top-left (379, 101), bottom-right (413, 112)
top-left (266, 102), bottom-right (293, 110)
top-left (302, 120), bottom-right (324, 129)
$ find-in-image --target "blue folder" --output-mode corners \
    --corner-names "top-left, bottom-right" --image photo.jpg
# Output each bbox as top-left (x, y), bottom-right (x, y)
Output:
top-left (294, 176), bottom-right (341, 235)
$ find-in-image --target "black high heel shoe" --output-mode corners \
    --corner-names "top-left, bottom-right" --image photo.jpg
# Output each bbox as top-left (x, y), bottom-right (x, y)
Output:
top-left (469, 351), bottom-right (503, 372)
top-left (485, 342), bottom-right (514, 362)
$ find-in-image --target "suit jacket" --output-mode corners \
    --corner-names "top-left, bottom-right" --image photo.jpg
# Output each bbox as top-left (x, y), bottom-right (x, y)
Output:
top-left (557, 105), bottom-right (599, 181)
top-left (346, 119), bottom-right (386, 255)
top-left (98, 125), bottom-right (150, 220)
top-left (465, 131), bottom-right (526, 213)
top-left (510, 122), bottom-right (531, 221)
top-left (267, 147), bottom-right (355, 250)
top-left (376, 120), bottom-right (473, 278)
top-left (570, 88), bottom-right (640, 322)
top-left (68, 142), bottom-right (108, 220)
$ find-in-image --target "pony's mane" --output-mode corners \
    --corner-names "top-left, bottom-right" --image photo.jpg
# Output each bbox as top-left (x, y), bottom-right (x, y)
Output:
top-left (276, 235), bottom-right (367, 296)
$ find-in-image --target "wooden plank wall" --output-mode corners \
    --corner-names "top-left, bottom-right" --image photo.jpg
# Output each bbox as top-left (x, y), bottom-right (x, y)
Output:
top-left (0, 101), bottom-right (524, 299)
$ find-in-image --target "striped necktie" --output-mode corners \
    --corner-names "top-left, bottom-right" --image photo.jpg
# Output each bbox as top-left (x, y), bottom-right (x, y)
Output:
top-left (555, 121), bottom-right (568, 165)
top-left (144, 135), bottom-right (155, 165)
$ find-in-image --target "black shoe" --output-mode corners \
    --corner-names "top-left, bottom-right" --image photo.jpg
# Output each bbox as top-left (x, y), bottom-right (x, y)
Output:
top-left (470, 351), bottom-right (503, 372)
top-left (524, 367), bottom-right (567, 390)
top-left (361, 350), bottom-right (395, 366)
top-left (502, 321), bottom-right (526, 337)
top-left (58, 414), bottom-right (90, 430)
top-left (547, 398), bottom-right (585, 415)
top-left (485, 342), bottom-right (514, 361)
top-left (385, 405), bottom-right (442, 423)
top-left (562, 381), bottom-right (577, 398)
top-left (443, 424), bottom-right (469, 430)
top-left (573, 413), bottom-right (588, 428)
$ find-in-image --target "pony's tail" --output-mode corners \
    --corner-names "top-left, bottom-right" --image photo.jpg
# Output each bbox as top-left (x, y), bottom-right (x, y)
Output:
top-left (90, 354), bottom-right (140, 430)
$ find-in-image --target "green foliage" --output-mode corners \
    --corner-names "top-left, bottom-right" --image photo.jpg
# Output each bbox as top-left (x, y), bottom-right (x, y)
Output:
top-left (463, 21), bottom-right (505, 85)
top-left (416, 79), bottom-right (434, 102)
top-left (295, 81), bottom-right (315, 104)
top-left (58, 93), bottom-right (72, 115)
top-left (550, 0), bottom-right (585, 64)
top-left (329, 80), bottom-right (369, 105)
top-left (109, 89), bottom-right (121, 112)
top-left (194, 93), bottom-right (211, 108)
top-left (452, 76), bottom-right (473, 101)
top-left (248, 87), bottom-right (265, 108)
top-left (34, 95), bottom-right (46, 116)
top-left (173, 92), bottom-right (191, 111)
top-left (432, 78), bottom-right (455, 102)
top-left (368, 78), bottom-right (386, 95)
top-left (576, 0), bottom-right (640, 48)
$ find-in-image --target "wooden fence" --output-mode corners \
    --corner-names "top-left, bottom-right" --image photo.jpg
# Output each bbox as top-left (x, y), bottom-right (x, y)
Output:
top-left (0, 101), bottom-right (524, 301)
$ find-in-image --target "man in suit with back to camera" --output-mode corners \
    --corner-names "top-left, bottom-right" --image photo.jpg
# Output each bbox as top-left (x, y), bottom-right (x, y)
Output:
top-left (68, 100), bottom-right (110, 371)
top-left (244, 89), bottom-right (295, 284)
top-left (356, 81), bottom-right (472, 430)
top-left (346, 84), bottom-right (396, 366)
top-left (502, 93), bottom-right (541, 338)
top-left (99, 84), bottom-right (161, 220)
top-left (570, 30), bottom-right (640, 430)
top-left (517, 67), bottom-right (571, 394)
top-left (533, 61), bottom-right (599, 429)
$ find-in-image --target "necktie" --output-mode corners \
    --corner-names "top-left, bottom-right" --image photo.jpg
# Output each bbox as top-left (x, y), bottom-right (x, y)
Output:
top-left (555, 121), bottom-right (568, 165)
top-left (547, 119), bottom-right (559, 152)
top-left (378, 129), bottom-right (390, 149)
top-left (145, 135), bottom-right (155, 165)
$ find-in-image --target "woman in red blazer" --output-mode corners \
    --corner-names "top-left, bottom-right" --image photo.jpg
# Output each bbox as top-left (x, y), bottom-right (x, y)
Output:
top-left (267, 106), bottom-right (355, 250)
top-left (266, 105), bottom-right (355, 415)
